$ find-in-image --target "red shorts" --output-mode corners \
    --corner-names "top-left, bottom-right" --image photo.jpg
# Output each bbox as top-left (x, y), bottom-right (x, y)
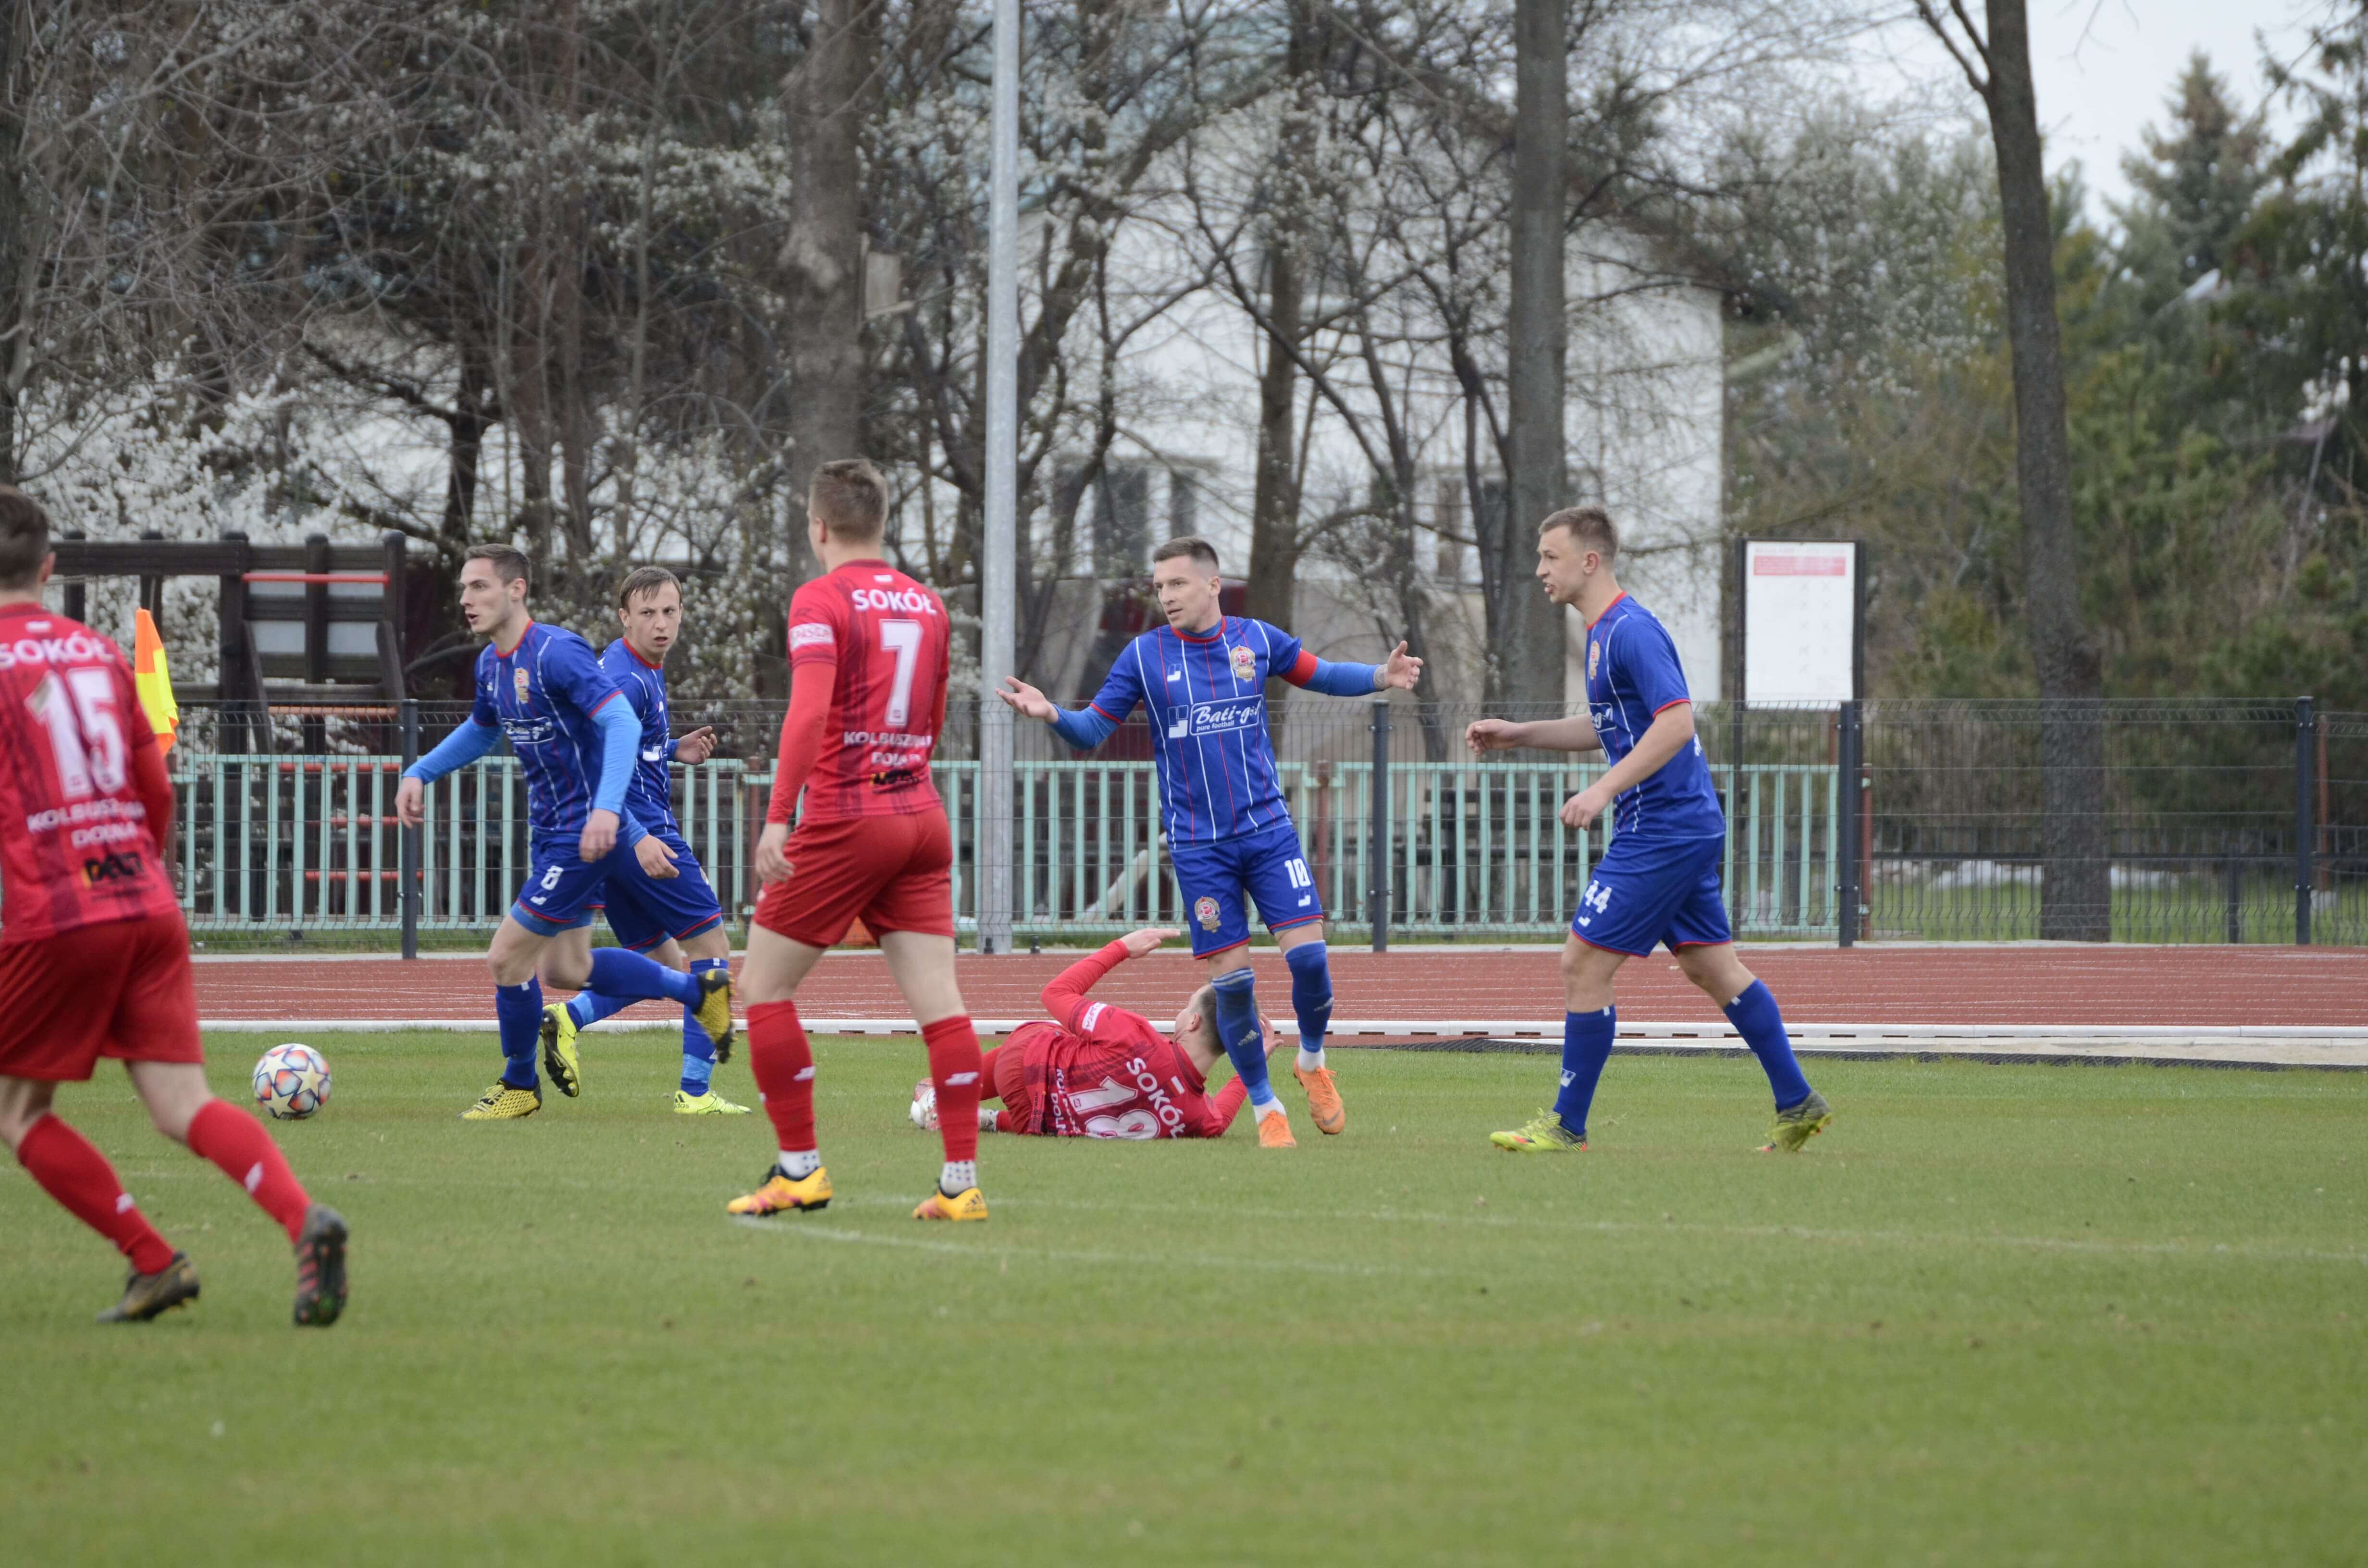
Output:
top-left (0, 914), bottom-right (204, 1081)
top-left (753, 808), bottom-right (957, 949)
top-left (987, 1033), bottom-right (1038, 1128)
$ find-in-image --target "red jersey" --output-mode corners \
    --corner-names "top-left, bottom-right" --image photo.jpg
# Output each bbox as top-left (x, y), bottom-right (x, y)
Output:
top-left (0, 604), bottom-right (181, 943)
top-left (1007, 943), bottom-right (1249, 1139)
top-left (777, 559), bottom-right (951, 821)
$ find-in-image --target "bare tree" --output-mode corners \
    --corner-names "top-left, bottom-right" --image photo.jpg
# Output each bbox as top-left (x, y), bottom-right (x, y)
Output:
top-left (1917, 0), bottom-right (2109, 939)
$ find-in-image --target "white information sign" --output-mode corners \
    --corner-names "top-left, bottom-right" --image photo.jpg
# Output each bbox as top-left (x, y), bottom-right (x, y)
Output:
top-left (1741, 540), bottom-right (1858, 706)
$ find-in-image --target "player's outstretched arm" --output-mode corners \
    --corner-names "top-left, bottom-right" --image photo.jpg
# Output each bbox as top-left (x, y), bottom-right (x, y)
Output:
top-left (1466, 715), bottom-right (1601, 756)
top-left (1040, 928), bottom-right (1177, 1027)
top-left (999, 675), bottom-right (1122, 752)
top-left (396, 718), bottom-right (502, 826)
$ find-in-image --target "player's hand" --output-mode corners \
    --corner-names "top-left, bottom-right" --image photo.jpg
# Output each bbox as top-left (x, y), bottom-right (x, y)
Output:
top-left (1561, 783), bottom-right (1613, 831)
top-left (754, 821), bottom-right (795, 887)
top-left (1117, 926), bottom-right (1181, 958)
top-left (634, 833), bottom-right (680, 880)
top-left (996, 676), bottom-right (1056, 722)
top-left (1377, 640), bottom-right (1423, 691)
top-left (1465, 717), bottom-right (1523, 756)
top-left (580, 808), bottom-right (620, 861)
top-left (674, 725), bottom-right (718, 766)
top-left (395, 774), bottom-right (426, 828)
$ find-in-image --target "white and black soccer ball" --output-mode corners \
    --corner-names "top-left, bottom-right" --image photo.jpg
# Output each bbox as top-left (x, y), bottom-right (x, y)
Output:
top-left (253, 1043), bottom-right (331, 1121)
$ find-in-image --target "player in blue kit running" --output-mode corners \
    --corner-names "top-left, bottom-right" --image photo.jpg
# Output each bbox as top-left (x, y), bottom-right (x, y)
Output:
top-left (537, 565), bottom-right (750, 1115)
top-left (1465, 507), bottom-right (1834, 1153)
top-left (394, 546), bottom-right (734, 1120)
top-left (997, 536), bottom-right (1423, 1148)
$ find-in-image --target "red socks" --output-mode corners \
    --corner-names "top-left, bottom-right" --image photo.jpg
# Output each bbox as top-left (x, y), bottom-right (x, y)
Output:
top-left (185, 1099), bottom-right (311, 1243)
top-left (748, 999), bottom-right (817, 1153)
top-left (16, 1114), bottom-right (176, 1275)
top-left (922, 1015), bottom-right (983, 1164)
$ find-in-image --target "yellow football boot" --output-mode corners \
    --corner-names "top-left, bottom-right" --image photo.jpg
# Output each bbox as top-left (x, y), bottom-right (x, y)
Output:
top-left (727, 1166), bottom-right (832, 1216)
top-left (540, 1004), bottom-right (583, 1098)
top-left (460, 1082), bottom-right (543, 1120)
top-left (673, 1088), bottom-right (752, 1115)
top-left (913, 1186), bottom-right (988, 1222)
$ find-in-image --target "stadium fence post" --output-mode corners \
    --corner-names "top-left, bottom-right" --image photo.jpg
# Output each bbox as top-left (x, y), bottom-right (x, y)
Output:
top-left (400, 698), bottom-right (420, 960)
top-left (1837, 699), bottom-right (1861, 946)
top-left (1369, 698), bottom-right (1390, 952)
top-left (2295, 695), bottom-right (2316, 946)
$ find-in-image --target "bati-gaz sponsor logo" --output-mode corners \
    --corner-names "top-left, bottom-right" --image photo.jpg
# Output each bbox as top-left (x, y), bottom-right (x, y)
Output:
top-left (1185, 699), bottom-right (1261, 736)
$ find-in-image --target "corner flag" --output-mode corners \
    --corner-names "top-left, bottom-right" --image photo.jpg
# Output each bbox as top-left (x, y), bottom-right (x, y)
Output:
top-left (133, 607), bottom-right (178, 756)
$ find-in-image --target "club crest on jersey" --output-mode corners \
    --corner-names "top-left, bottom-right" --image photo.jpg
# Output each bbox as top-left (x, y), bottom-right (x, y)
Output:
top-left (1588, 640), bottom-right (1600, 682)
top-left (1194, 895), bottom-right (1221, 932)
top-left (513, 667), bottom-right (531, 706)
top-left (1230, 644), bottom-right (1257, 683)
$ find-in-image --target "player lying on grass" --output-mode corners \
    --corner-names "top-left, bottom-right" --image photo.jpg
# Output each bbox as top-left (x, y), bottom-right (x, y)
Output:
top-left (997, 536), bottom-right (1421, 1148)
top-left (1465, 506), bottom-right (1833, 1155)
top-left (0, 486), bottom-right (346, 1326)
top-left (909, 927), bottom-right (1279, 1139)
top-left (396, 546), bottom-right (734, 1121)
top-left (539, 566), bottom-right (748, 1116)
top-left (726, 458), bottom-right (991, 1223)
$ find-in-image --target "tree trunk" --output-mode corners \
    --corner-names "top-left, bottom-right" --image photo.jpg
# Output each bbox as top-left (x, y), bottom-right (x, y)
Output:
top-left (779, 0), bottom-right (873, 590)
top-left (1501, 0), bottom-right (1569, 709)
top-left (1982, 0), bottom-right (2108, 939)
top-left (1245, 0), bottom-right (1316, 634)
top-left (0, 0), bottom-right (30, 485)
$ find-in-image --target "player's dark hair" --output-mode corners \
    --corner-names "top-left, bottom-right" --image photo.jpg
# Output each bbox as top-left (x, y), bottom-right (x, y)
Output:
top-left (0, 485), bottom-right (53, 589)
top-left (1540, 506), bottom-right (1617, 566)
top-left (810, 458), bottom-right (889, 541)
top-left (463, 543), bottom-right (531, 589)
top-left (616, 565), bottom-right (681, 612)
top-left (1152, 536), bottom-right (1220, 574)
top-left (1183, 984), bottom-right (1217, 1052)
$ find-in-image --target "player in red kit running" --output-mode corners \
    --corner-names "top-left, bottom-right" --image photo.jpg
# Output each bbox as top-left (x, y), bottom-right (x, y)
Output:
top-left (909, 927), bottom-right (1277, 1140)
top-left (0, 487), bottom-right (347, 1326)
top-left (726, 459), bottom-right (991, 1222)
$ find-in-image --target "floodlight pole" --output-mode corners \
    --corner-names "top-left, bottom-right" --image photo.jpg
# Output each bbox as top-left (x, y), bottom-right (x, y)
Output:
top-left (975, 0), bottom-right (1020, 954)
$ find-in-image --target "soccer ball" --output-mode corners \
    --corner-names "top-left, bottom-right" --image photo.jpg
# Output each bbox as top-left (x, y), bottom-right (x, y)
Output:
top-left (253, 1043), bottom-right (331, 1121)
top-left (909, 1078), bottom-right (938, 1131)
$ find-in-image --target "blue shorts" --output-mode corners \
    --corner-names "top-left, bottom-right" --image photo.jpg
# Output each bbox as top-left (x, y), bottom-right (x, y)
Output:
top-left (595, 827), bottom-right (725, 952)
top-left (1171, 820), bottom-right (1323, 957)
top-left (1569, 833), bottom-right (1732, 956)
top-left (509, 834), bottom-right (614, 937)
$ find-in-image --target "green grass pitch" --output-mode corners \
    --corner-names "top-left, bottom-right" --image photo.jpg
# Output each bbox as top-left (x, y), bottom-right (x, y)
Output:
top-left (4, 1032), bottom-right (2363, 1565)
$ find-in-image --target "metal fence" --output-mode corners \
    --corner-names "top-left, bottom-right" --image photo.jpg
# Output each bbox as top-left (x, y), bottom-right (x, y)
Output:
top-left (153, 697), bottom-right (2357, 947)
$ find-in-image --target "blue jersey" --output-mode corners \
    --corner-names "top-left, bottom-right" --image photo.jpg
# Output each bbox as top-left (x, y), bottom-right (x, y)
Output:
top-left (1080, 617), bottom-right (1307, 845)
top-left (469, 622), bottom-right (634, 839)
top-left (600, 638), bottom-right (679, 833)
top-left (1583, 593), bottom-right (1724, 841)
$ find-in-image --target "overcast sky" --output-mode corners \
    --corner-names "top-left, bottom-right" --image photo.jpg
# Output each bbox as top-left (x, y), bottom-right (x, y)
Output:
top-left (1872, 0), bottom-right (2328, 223)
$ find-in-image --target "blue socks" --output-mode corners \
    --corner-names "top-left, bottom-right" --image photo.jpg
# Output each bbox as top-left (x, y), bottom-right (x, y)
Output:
top-left (495, 978), bottom-right (544, 1089)
top-left (585, 945), bottom-right (701, 1007)
top-left (681, 956), bottom-right (729, 1094)
top-left (1554, 1007), bottom-right (1616, 1141)
top-left (567, 984), bottom-right (631, 1029)
top-left (1209, 967), bottom-right (1276, 1109)
top-left (1283, 942), bottom-right (1332, 1069)
top-left (1725, 979), bottom-right (1812, 1108)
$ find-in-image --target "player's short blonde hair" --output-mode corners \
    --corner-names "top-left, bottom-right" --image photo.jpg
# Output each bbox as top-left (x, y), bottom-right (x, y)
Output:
top-left (1540, 506), bottom-right (1618, 566)
top-left (810, 458), bottom-right (889, 542)
top-left (0, 486), bottom-right (51, 590)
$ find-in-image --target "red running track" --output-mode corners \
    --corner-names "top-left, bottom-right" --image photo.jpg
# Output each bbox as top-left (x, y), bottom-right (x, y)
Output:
top-left (194, 945), bottom-right (2368, 1029)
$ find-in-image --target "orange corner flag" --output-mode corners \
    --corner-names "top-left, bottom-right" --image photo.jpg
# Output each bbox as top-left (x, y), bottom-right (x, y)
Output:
top-left (133, 608), bottom-right (178, 756)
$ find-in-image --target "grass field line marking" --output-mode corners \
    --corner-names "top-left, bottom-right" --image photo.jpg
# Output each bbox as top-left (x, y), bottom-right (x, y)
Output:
top-left (728, 1213), bottom-right (1454, 1279)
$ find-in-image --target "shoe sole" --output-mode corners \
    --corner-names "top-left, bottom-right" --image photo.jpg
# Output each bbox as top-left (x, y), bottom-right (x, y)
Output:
top-left (731, 1198), bottom-right (828, 1216)
top-left (460, 1103), bottom-right (540, 1120)
top-left (1489, 1133), bottom-right (1581, 1152)
top-left (540, 1014), bottom-right (581, 1098)
top-left (294, 1208), bottom-right (349, 1327)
